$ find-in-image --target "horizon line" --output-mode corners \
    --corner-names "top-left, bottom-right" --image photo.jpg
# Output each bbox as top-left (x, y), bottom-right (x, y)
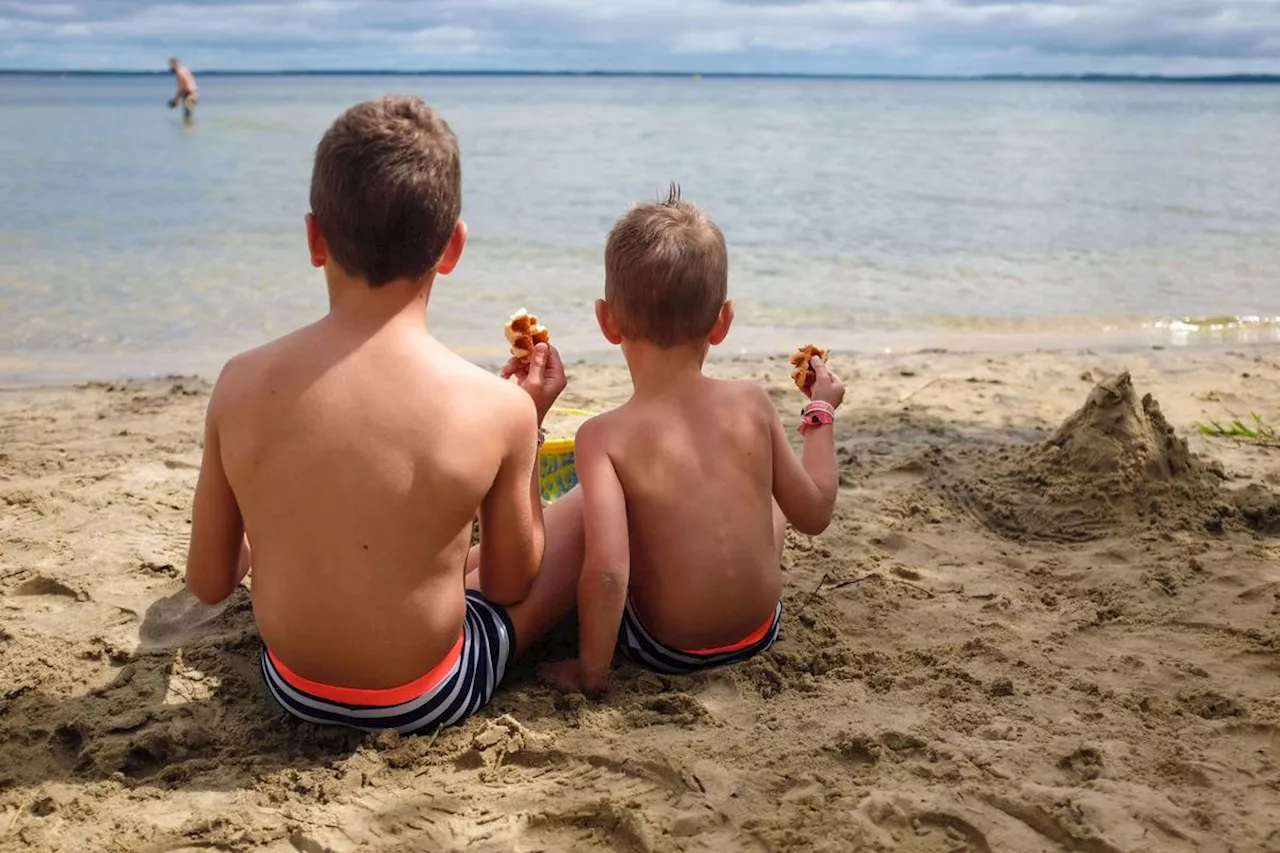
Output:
top-left (1, 68), bottom-right (1279, 83)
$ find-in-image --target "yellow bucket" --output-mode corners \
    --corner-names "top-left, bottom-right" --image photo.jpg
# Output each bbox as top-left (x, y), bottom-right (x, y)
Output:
top-left (538, 407), bottom-right (591, 503)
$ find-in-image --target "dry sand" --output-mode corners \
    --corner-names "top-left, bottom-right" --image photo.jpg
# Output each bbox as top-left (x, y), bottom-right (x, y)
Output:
top-left (2, 345), bottom-right (1279, 852)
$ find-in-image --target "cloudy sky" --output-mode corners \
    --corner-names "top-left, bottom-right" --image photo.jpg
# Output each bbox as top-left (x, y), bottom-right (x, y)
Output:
top-left (2, 0), bottom-right (1278, 75)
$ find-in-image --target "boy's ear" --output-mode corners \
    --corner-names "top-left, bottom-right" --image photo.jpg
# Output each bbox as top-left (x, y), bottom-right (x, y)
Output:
top-left (305, 213), bottom-right (327, 268)
top-left (436, 220), bottom-right (468, 276)
top-left (708, 301), bottom-right (734, 345)
top-left (595, 299), bottom-right (624, 345)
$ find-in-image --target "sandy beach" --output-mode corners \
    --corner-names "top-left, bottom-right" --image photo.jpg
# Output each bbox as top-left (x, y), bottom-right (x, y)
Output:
top-left (2, 344), bottom-right (1279, 853)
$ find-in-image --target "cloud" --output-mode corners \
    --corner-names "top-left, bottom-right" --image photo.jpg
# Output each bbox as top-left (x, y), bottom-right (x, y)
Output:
top-left (0, 0), bottom-right (1277, 74)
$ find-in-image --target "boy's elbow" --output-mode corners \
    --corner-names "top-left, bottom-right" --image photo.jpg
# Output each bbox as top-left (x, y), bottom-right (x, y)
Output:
top-left (185, 568), bottom-right (232, 606)
top-left (582, 559), bottom-right (629, 596)
top-left (792, 505), bottom-right (835, 537)
top-left (480, 555), bottom-right (539, 606)
top-left (792, 517), bottom-right (828, 537)
top-left (481, 574), bottom-right (534, 608)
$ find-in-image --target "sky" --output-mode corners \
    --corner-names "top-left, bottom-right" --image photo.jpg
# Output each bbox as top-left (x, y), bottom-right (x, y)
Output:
top-left (1, 0), bottom-right (1279, 76)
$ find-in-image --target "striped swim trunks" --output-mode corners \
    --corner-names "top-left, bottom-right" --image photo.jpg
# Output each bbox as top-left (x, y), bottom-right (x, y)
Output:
top-left (618, 598), bottom-right (781, 675)
top-left (261, 591), bottom-right (515, 735)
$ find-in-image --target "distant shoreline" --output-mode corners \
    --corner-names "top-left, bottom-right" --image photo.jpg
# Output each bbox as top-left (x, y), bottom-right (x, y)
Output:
top-left (2, 69), bottom-right (1279, 84)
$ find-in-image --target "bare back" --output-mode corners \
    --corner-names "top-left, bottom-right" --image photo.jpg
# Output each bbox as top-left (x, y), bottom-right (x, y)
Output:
top-left (173, 65), bottom-right (197, 96)
top-left (595, 378), bottom-right (782, 649)
top-left (213, 319), bottom-right (517, 687)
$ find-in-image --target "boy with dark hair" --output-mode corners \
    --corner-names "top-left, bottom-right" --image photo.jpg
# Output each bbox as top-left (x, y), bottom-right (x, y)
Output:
top-left (185, 96), bottom-right (584, 734)
top-left (541, 187), bottom-right (845, 697)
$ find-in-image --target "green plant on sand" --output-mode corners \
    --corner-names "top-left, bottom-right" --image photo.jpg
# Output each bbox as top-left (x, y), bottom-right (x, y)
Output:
top-left (1196, 413), bottom-right (1280, 448)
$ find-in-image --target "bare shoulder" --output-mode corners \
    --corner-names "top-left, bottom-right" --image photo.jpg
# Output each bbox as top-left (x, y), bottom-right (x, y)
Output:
top-left (405, 342), bottom-right (529, 416)
top-left (713, 378), bottom-right (776, 414)
top-left (458, 358), bottom-right (533, 418)
top-left (431, 354), bottom-right (537, 450)
top-left (472, 360), bottom-right (526, 403)
top-left (207, 346), bottom-right (268, 419)
top-left (575, 409), bottom-right (625, 455)
top-left (205, 326), bottom-right (317, 419)
top-left (212, 324), bottom-right (314, 387)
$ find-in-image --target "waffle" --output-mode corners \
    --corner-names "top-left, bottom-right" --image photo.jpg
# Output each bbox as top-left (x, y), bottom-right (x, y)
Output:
top-left (789, 344), bottom-right (830, 390)
top-left (504, 308), bottom-right (551, 361)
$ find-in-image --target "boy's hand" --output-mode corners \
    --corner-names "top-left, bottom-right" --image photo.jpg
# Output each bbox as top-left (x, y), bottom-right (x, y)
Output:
top-left (539, 659), bottom-right (609, 698)
top-left (804, 356), bottom-right (845, 409)
top-left (501, 343), bottom-right (566, 424)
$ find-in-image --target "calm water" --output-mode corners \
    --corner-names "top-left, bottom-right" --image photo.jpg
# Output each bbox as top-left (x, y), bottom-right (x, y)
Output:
top-left (2, 75), bottom-right (1280, 382)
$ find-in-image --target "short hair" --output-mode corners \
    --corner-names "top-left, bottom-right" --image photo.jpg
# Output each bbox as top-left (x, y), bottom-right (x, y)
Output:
top-left (310, 96), bottom-right (461, 287)
top-left (604, 184), bottom-right (727, 347)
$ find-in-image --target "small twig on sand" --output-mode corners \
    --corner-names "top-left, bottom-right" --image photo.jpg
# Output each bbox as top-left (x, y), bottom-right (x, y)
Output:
top-left (798, 572), bottom-right (835, 613)
top-left (798, 571), bottom-right (935, 612)
top-left (876, 574), bottom-right (936, 598)
top-left (411, 729), bottom-right (444, 777)
top-left (7, 802), bottom-right (26, 834)
top-left (282, 810), bottom-right (350, 835)
top-left (832, 573), bottom-right (936, 599)
top-left (899, 378), bottom-right (942, 404)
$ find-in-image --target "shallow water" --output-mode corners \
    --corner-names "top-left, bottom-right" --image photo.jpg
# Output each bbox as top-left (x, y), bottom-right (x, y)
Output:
top-left (2, 74), bottom-right (1280, 382)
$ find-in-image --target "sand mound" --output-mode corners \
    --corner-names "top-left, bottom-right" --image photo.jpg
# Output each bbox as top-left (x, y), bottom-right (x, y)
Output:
top-left (1046, 371), bottom-right (1199, 480)
top-left (944, 372), bottom-right (1234, 542)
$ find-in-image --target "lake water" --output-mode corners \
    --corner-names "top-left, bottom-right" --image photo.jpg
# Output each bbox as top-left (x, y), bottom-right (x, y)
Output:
top-left (2, 74), bottom-right (1280, 382)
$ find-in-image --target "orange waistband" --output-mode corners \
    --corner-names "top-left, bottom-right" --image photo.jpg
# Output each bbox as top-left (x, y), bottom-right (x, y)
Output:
top-left (268, 633), bottom-right (464, 707)
top-left (626, 596), bottom-right (778, 657)
top-left (685, 604), bottom-right (777, 655)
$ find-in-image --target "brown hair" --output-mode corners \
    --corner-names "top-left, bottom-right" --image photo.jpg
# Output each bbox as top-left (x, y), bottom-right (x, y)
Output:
top-left (310, 96), bottom-right (461, 287)
top-left (604, 184), bottom-right (728, 347)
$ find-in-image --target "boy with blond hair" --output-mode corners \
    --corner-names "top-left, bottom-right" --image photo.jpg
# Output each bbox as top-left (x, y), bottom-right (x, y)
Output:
top-left (185, 96), bottom-right (584, 734)
top-left (541, 187), bottom-right (845, 697)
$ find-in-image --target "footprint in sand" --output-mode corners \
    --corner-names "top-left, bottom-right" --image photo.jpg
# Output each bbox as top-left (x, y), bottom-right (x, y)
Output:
top-left (300, 741), bottom-right (726, 852)
top-left (830, 731), bottom-right (881, 768)
top-left (1058, 746), bottom-right (1105, 782)
top-left (914, 812), bottom-right (995, 853)
top-left (13, 575), bottom-right (84, 600)
top-left (513, 748), bottom-right (733, 851)
top-left (621, 692), bottom-right (712, 728)
top-left (858, 793), bottom-right (995, 853)
top-left (1181, 690), bottom-right (1246, 720)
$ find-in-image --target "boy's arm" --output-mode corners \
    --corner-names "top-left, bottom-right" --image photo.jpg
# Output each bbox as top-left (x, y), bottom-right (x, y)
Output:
top-left (764, 358), bottom-right (845, 536)
top-left (479, 342), bottom-right (566, 604)
top-left (574, 420), bottom-right (629, 695)
top-left (186, 382), bottom-right (247, 605)
top-left (477, 391), bottom-right (544, 606)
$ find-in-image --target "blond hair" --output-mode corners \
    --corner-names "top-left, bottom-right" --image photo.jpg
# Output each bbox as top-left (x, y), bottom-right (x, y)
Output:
top-left (604, 184), bottom-right (728, 347)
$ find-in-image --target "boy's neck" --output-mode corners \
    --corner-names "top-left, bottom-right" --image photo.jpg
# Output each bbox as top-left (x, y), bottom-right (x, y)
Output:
top-left (622, 340), bottom-right (710, 397)
top-left (325, 266), bottom-right (435, 333)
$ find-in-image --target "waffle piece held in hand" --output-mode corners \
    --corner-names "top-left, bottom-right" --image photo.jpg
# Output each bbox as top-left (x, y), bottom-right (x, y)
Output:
top-left (789, 344), bottom-right (830, 391)
top-left (505, 308), bottom-right (551, 362)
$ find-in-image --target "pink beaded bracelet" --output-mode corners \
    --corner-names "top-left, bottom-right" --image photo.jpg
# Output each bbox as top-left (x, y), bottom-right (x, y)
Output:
top-left (798, 400), bottom-right (836, 435)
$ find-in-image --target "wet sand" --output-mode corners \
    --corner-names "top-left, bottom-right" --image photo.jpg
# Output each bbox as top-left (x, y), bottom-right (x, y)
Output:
top-left (1, 345), bottom-right (1278, 852)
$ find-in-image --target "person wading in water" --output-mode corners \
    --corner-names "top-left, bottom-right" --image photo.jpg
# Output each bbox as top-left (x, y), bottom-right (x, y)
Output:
top-left (168, 58), bottom-right (198, 123)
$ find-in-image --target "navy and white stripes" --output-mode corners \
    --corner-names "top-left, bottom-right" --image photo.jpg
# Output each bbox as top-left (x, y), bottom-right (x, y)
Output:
top-left (261, 591), bottom-right (515, 735)
top-left (618, 598), bottom-right (781, 675)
